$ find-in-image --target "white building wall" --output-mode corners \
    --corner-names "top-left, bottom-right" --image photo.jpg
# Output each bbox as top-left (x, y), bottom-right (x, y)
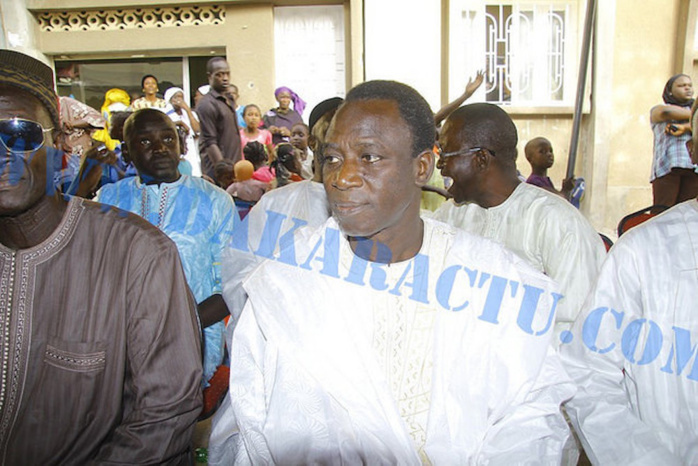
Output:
top-left (363, 0), bottom-right (442, 112)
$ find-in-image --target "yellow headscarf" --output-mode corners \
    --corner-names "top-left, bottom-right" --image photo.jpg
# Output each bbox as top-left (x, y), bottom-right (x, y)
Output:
top-left (92, 88), bottom-right (131, 151)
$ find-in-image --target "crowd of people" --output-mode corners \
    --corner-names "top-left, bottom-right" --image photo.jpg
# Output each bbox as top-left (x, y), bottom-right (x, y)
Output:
top-left (1, 48), bottom-right (697, 465)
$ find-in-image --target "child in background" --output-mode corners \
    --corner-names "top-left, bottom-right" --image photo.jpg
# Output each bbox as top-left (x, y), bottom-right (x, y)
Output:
top-left (240, 104), bottom-right (274, 160)
top-left (226, 160), bottom-right (270, 203)
top-left (525, 137), bottom-right (574, 200)
top-left (290, 123), bottom-right (313, 180)
top-left (271, 143), bottom-right (304, 188)
top-left (213, 160), bottom-right (235, 190)
top-left (244, 141), bottom-right (275, 183)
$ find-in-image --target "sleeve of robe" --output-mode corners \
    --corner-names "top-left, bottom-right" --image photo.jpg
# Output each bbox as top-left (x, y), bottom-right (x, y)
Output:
top-left (208, 299), bottom-right (270, 465)
top-left (91, 232), bottom-right (203, 464)
top-left (560, 238), bottom-right (681, 465)
top-left (476, 347), bottom-right (576, 464)
top-left (537, 206), bottom-right (606, 336)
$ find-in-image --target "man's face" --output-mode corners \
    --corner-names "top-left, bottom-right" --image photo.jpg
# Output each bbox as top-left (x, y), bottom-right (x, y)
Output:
top-left (323, 99), bottom-right (423, 243)
top-left (0, 85), bottom-right (55, 217)
top-left (142, 77), bottom-right (158, 96)
top-left (126, 112), bottom-right (181, 184)
top-left (290, 124), bottom-right (308, 151)
top-left (208, 61), bottom-right (230, 94)
top-left (437, 117), bottom-right (482, 205)
top-left (276, 91), bottom-right (292, 110)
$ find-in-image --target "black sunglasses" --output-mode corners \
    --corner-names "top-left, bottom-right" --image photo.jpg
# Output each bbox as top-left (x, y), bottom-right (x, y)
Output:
top-left (0, 118), bottom-right (53, 154)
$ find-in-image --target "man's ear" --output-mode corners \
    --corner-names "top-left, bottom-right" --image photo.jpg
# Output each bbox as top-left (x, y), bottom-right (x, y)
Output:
top-left (475, 149), bottom-right (491, 171)
top-left (414, 148), bottom-right (435, 187)
top-left (51, 128), bottom-right (63, 150)
top-left (308, 134), bottom-right (318, 152)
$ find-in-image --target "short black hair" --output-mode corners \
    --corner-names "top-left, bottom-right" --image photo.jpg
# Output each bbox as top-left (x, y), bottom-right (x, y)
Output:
top-left (207, 57), bottom-right (227, 74)
top-left (345, 80), bottom-right (435, 157)
top-left (447, 103), bottom-right (518, 162)
top-left (141, 74), bottom-right (158, 89)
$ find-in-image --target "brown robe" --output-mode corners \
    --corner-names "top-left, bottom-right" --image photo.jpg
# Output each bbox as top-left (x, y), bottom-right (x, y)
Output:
top-left (0, 197), bottom-right (203, 464)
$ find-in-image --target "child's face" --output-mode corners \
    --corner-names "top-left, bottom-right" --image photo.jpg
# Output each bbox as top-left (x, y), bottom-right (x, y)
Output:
top-left (244, 107), bottom-right (261, 129)
top-left (216, 167), bottom-right (234, 188)
top-left (290, 125), bottom-right (309, 150)
top-left (528, 140), bottom-right (554, 169)
top-left (276, 91), bottom-right (292, 110)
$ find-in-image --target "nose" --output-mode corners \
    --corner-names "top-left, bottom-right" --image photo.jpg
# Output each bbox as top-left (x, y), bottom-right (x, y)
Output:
top-left (332, 158), bottom-right (362, 190)
top-left (152, 138), bottom-right (168, 154)
top-left (436, 156), bottom-right (445, 170)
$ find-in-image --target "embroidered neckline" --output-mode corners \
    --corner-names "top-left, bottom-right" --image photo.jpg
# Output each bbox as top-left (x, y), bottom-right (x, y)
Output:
top-left (140, 185), bottom-right (169, 230)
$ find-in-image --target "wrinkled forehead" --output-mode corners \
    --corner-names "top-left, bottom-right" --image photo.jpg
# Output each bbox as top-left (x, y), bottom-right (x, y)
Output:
top-left (0, 85), bottom-right (53, 127)
top-left (127, 111), bottom-right (176, 138)
top-left (329, 99), bottom-right (404, 137)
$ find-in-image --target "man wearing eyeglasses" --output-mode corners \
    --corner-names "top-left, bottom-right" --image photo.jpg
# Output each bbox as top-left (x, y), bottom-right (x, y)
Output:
top-left (432, 103), bottom-right (606, 342)
top-left (209, 80), bottom-right (575, 464)
top-left (0, 49), bottom-right (203, 464)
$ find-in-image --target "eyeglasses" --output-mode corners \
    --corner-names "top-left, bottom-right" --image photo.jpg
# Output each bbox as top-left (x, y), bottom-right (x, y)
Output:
top-left (437, 146), bottom-right (495, 159)
top-left (0, 118), bottom-right (53, 154)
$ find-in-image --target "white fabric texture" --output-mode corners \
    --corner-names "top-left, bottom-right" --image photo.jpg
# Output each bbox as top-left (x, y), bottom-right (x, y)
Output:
top-left (210, 216), bottom-right (576, 464)
top-left (430, 182), bottom-right (606, 339)
top-left (221, 180), bottom-right (329, 325)
top-left (561, 200), bottom-right (698, 465)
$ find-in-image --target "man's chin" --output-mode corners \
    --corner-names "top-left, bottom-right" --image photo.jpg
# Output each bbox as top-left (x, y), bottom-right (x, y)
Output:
top-left (333, 216), bottom-right (372, 239)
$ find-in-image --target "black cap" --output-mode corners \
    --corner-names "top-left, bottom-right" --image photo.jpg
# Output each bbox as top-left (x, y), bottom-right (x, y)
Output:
top-left (308, 97), bottom-right (343, 132)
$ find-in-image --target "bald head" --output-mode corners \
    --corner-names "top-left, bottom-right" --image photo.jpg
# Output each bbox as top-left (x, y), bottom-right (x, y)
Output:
top-left (123, 108), bottom-right (177, 147)
top-left (445, 103), bottom-right (518, 164)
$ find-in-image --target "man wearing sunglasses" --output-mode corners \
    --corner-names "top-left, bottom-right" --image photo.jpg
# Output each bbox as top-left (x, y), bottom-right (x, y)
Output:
top-left (432, 103), bottom-right (606, 342)
top-left (0, 50), bottom-right (203, 463)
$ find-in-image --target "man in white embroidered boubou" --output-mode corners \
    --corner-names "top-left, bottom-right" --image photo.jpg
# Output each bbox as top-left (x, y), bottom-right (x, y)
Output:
top-left (209, 80), bottom-right (575, 464)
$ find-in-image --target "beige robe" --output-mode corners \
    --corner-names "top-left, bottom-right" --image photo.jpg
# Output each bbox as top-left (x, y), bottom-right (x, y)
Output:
top-left (0, 198), bottom-right (203, 464)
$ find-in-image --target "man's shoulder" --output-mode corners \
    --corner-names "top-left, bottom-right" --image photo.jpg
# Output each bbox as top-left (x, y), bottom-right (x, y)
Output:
top-left (78, 198), bottom-right (177, 252)
top-left (96, 177), bottom-right (139, 202)
top-left (621, 200), bottom-right (698, 244)
top-left (183, 176), bottom-right (234, 202)
top-left (426, 216), bottom-right (520, 260)
top-left (196, 93), bottom-right (221, 113)
top-left (515, 183), bottom-right (590, 222)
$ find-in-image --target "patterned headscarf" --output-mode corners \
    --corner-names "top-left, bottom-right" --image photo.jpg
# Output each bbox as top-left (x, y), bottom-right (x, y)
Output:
top-left (275, 86), bottom-right (306, 116)
top-left (0, 49), bottom-right (60, 127)
top-left (662, 74), bottom-right (695, 108)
